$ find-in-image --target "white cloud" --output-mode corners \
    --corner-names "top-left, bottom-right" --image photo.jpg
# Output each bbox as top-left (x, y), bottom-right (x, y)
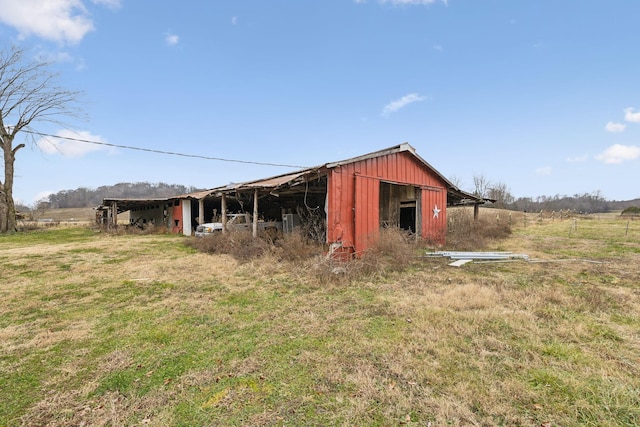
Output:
top-left (0, 0), bottom-right (121, 44)
top-left (624, 107), bottom-right (640, 123)
top-left (535, 166), bottom-right (552, 176)
top-left (165, 33), bottom-right (179, 46)
top-left (0, 0), bottom-right (99, 44)
top-left (566, 154), bottom-right (588, 163)
top-left (382, 93), bottom-right (426, 116)
top-left (231, 16), bottom-right (238, 25)
top-left (605, 121), bottom-right (626, 133)
top-left (596, 144), bottom-right (640, 164)
top-left (36, 129), bottom-right (113, 157)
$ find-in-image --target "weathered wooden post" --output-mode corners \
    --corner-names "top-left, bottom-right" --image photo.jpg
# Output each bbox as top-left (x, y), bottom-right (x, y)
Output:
top-left (198, 198), bottom-right (204, 228)
top-left (253, 189), bottom-right (259, 238)
top-left (112, 201), bottom-right (117, 228)
top-left (221, 193), bottom-right (227, 234)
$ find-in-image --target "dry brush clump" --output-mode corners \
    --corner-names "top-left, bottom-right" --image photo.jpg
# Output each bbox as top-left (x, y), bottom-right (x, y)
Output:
top-left (348, 228), bottom-right (421, 276)
top-left (185, 229), bottom-right (325, 263)
top-left (186, 227), bottom-right (425, 283)
top-left (446, 207), bottom-right (512, 250)
top-left (185, 230), bottom-right (272, 261)
top-left (186, 218), bottom-right (514, 284)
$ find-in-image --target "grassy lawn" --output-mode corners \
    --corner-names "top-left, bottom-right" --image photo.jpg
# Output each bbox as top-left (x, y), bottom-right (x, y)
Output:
top-left (1, 217), bottom-right (639, 426)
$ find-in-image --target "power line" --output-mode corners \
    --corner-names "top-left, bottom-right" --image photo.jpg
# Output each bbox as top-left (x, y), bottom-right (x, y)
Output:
top-left (24, 130), bottom-right (308, 169)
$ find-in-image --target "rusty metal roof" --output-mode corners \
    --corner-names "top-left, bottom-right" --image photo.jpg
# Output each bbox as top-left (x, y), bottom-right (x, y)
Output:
top-left (100, 143), bottom-right (486, 207)
top-left (178, 168), bottom-right (325, 199)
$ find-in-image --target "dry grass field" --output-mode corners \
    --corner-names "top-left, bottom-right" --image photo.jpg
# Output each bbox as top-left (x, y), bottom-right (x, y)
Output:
top-left (1, 210), bottom-right (639, 426)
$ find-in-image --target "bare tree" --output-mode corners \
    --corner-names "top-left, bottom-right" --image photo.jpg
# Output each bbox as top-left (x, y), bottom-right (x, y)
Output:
top-left (472, 174), bottom-right (490, 198)
top-left (487, 181), bottom-right (514, 209)
top-left (0, 46), bottom-right (80, 233)
top-left (32, 198), bottom-right (50, 220)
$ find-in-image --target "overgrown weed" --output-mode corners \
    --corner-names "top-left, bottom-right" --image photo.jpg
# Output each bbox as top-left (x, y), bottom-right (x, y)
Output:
top-left (187, 227), bottom-right (426, 283)
top-left (447, 207), bottom-right (512, 250)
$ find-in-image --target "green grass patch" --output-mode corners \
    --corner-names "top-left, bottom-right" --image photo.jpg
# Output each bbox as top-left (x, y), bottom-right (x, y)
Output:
top-left (1, 222), bottom-right (639, 426)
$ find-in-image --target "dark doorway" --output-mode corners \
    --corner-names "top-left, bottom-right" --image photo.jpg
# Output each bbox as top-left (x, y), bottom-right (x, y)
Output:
top-left (400, 202), bottom-right (416, 232)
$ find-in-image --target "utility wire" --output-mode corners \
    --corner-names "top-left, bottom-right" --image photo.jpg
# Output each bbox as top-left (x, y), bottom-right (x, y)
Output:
top-left (24, 130), bottom-right (308, 169)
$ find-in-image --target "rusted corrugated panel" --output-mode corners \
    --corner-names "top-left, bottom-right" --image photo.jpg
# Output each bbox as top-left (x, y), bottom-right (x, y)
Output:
top-left (240, 170), bottom-right (311, 189)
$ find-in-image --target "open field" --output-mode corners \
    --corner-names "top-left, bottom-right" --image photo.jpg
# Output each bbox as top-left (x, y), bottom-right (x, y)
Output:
top-left (1, 213), bottom-right (639, 426)
top-left (23, 207), bottom-right (97, 222)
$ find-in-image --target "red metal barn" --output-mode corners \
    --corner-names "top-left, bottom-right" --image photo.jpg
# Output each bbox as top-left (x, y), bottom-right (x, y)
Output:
top-left (98, 144), bottom-right (482, 256)
top-left (325, 144), bottom-right (449, 255)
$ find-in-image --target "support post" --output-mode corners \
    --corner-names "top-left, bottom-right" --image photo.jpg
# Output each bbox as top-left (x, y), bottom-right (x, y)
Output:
top-left (221, 193), bottom-right (227, 234)
top-left (252, 189), bottom-right (258, 238)
top-left (112, 201), bottom-right (118, 228)
top-left (473, 203), bottom-right (479, 220)
top-left (198, 198), bottom-right (204, 227)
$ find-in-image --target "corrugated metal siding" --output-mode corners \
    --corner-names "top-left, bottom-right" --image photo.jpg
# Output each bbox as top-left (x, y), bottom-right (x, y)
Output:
top-left (354, 174), bottom-right (380, 251)
top-left (421, 186), bottom-right (447, 243)
top-left (327, 152), bottom-right (448, 254)
top-left (171, 201), bottom-right (183, 234)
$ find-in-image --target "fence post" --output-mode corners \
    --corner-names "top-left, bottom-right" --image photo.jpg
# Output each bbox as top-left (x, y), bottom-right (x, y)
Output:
top-left (626, 221), bottom-right (630, 236)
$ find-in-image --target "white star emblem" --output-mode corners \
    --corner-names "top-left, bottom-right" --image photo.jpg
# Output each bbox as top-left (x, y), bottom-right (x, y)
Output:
top-left (433, 205), bottom-right (441, 218)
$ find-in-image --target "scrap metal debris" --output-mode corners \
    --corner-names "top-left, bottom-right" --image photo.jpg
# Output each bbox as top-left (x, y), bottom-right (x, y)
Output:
top-left (426, 251), bottom-right (530, 267)
top-left (426, 251), bottom-right (606, 267)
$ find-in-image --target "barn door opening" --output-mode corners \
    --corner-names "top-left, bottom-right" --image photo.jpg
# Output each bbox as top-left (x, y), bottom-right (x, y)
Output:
top-left (379, 182), bottom-right (420, 233)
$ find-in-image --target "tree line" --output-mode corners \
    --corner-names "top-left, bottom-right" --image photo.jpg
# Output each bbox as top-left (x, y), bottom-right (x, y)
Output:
top-left (27, 182), bottom-right (201, 210)
top-left (469, 174), bottom-right (638, 213)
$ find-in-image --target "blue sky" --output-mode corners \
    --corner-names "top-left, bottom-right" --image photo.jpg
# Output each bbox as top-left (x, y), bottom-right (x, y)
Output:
top-left (1, 0), bottom-right (639, 205)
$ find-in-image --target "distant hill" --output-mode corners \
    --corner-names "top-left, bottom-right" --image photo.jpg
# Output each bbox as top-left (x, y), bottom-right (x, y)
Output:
top-left (43, 182), bottom-right (202, 209)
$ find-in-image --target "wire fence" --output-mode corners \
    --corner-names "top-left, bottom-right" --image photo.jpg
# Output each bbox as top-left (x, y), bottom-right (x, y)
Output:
top-left (515, 210), bottom-right (639, 238)
top-left (470, 208), bottom-right (640, 239)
